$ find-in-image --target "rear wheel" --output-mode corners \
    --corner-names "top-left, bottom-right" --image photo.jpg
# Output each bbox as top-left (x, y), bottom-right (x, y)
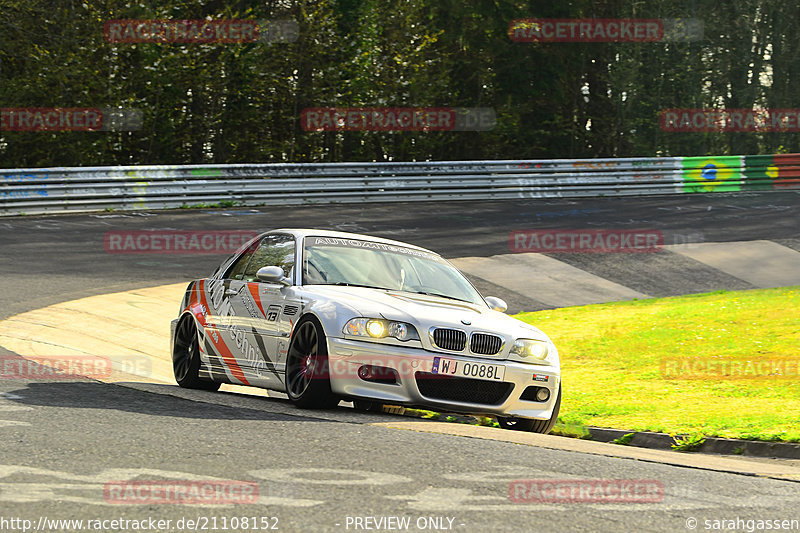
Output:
top-left (498, 386), bottom-right (561, 434)
top-left (173, 316), bottom-right (220, 391)
top-left (285, 317), bottom-right (339, 409)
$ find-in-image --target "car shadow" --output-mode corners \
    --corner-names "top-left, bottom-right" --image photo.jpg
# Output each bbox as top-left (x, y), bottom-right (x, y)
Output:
top-left (124, 381), bottom-right (421, 424)
top-left (3, 380), bottom-right (323, 422)
top-left (1, 353), bottom-right (440, 425)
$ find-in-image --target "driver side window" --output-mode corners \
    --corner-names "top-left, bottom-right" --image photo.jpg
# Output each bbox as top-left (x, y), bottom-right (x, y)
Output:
top-left (226, 240), bottom-right (259, 280)
top-left (242, 234), bottom-right (296, 282)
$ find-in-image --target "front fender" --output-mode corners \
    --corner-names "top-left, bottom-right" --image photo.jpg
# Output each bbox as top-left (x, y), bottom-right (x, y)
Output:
top-left (297, 298), bottom-right (360, 342)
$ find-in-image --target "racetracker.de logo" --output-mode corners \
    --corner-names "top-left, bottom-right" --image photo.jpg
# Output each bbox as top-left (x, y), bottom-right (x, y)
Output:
top-left (1, 355), bottom-right (113, 380)
top-left (508, 479), bottom-right (664, 503)
top-left (300, 107), bottom-right (496, 132)
top-left (1, 107), bottom-right (142, 132)
top-left (661, 357), bottom-right (800, 380)
top-left (1, 108), bottom-right (102, 132)
top-left (105, 19), bottom-right (257, 43)
top-left (660, 108), bottom-right (800, 132)
top-left (0, 355), bottom-right (152, 380)
top-left (509, 19), bottom-right (664, 42)
top-left (104, 481), bottom-right (258, 504)
top-left (509, 229), bottom-right (663, 253)
top-left (104, 230), bottom-right (259, 254)
top-left (104, 19), bottom-right (298, 44)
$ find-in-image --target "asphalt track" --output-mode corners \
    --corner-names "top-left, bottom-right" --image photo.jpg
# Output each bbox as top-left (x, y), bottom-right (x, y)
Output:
top-left (2, 191), bottom-right (800, 319)
top-left (1, 192), bottom-right (800, 532)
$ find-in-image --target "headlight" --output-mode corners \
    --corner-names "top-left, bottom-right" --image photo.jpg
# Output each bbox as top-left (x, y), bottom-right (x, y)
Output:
top-left (366, 319), bottom-right (386, 337)
top-left (344, 318), bottom-right (420, 342)
top-left (510, 338), bottom-right (551, 363)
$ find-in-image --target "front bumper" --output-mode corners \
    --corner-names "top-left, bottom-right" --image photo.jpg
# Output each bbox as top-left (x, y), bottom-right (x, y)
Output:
top-left (327, 337), bottom-right (560, 420)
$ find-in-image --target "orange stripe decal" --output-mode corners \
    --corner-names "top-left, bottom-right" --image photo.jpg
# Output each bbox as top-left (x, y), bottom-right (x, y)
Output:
top-left (197, 279), bottom-right (251, 386)
top-left (246, 283), bottom-right (269, 318)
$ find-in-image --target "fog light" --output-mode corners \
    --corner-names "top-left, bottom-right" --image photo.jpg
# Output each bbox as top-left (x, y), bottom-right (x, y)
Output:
top-left (357, 364), bottom-right (399, 384)
top-left (536, 388), bottom-right (550, 402)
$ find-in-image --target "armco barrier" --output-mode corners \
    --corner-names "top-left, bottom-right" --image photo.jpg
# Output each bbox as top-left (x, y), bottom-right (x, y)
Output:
top-left (1, 154), bottom-right (798, 216)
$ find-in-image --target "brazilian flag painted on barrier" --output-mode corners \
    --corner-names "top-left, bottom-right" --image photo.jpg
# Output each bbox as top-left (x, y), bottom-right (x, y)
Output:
top-left (682, 156), bottom-right (742, 193)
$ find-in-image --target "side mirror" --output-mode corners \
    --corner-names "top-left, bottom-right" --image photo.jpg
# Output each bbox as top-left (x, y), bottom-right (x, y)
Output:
top-left (256, 266), bottom-right (291, 286)
top-left (485, 296), bottom-right (508, 313)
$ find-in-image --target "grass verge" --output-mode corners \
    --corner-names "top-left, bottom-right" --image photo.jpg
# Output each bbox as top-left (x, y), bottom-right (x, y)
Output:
top-left (515, 286), bottom-right (800, 442)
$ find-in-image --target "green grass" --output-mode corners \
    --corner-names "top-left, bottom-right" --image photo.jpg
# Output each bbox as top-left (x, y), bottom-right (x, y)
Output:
top-left (514, 286), bottom-right (800, 442)
top-left (612, 433), bottom-right (635, 446)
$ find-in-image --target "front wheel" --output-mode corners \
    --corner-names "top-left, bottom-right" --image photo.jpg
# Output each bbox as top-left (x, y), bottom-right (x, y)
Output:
top-left (498, 386), bottom-right (561, 434)
top-left (285, 317), bottom-right (339, 409)
top-left (172, 315), bottom-right (220, 391)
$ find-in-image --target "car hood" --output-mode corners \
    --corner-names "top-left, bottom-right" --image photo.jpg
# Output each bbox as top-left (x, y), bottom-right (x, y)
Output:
top-left (300, 285), bottom-right (549, 342)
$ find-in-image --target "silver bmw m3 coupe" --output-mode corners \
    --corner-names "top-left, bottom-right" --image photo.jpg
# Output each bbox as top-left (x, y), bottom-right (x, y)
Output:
top-left (171, 229), bottom-right (561, 433)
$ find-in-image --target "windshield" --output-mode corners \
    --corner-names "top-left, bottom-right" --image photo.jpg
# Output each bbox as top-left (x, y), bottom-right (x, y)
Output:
top-left (303, 236), bottom-right (485, 305)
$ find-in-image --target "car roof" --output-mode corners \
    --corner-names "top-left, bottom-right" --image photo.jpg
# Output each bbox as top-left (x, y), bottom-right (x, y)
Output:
top-left (265, 228), bottom-right (439, 256)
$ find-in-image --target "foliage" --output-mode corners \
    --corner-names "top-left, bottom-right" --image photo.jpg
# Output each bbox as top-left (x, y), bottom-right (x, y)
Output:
top-left (551, 421), bottom-right (593, 439)
top-left (2, 0), bottom-right (798, 166)
top-left (613, 433), bottom-right (635, 445)
top-left (671, 433), bottom-right (707, 452)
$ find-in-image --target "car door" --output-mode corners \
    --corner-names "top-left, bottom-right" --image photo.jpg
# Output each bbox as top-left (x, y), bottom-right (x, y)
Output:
top-left (229, 234), bottom-right (298, 387)
top-left (200, 239), bottom-right (259, 384)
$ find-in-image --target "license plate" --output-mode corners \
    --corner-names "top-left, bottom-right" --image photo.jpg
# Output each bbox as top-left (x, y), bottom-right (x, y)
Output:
top-left (431, 357), bottom-right (505, 381)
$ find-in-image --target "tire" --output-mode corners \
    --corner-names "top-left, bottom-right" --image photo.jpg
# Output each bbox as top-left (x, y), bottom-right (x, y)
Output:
top-left (285, 316), bottom-right (339, 409)
top-left (172, 315), bottom-right (220, 391)
top-left (498, 386), bottom-right (561, 434)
